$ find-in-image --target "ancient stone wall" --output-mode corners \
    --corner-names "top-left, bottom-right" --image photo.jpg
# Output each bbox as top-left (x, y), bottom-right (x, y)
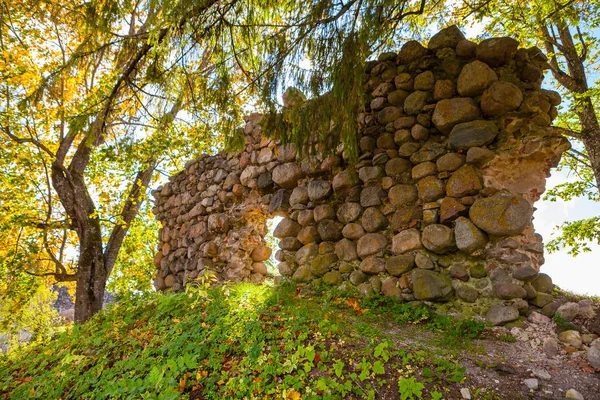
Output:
top-left (152, 26), bottom-right (571, 324)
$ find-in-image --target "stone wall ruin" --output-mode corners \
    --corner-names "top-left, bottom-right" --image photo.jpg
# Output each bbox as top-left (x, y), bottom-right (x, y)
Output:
top-left (152, 26), bottom-right (571, 325)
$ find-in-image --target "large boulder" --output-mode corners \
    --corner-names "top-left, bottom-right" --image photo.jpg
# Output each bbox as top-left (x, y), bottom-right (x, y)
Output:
top-left (432, 98), bottom-right (481, 134)
top-left (412, 270), bottom-right (453, 301)
top-left (272, 163), bottom-right (303, 189)
top-left (357, 233), bottom-right (388, 259)
top-left (392, 229), bottom-right (422, 254)
top-left (273, 218), bottom-right (301, 238)
top-left (486, 304), bottom-right (519, 325)
top-left (446, 165), bottom-right (483, 197)
top-left (308, 180), bottom-right (332, 201)
top-left (317, 219), bottom-right (344, 241)
top-left (476, 37), bottom-right (519, 67)
top-left (457, 60), bottom-right (498, 97)
top-left (481, 82), bottom-right (523, 117)
top-left (332, 170), bottom-right (359, 196)
top-left (454, 217), bottom-right (488, 253)
top-left (428, 25), bottom-right (465, 51)
top-left (398, 40), bottom-right (427, 65)
top-left (337, 202), bottom-right (363, 224)
top-left (421, 224), bottom-right (455, 254)
top-left (469, 194), bottom-right (533, 236)
top-left (448, 120), bottom-right (499, 150)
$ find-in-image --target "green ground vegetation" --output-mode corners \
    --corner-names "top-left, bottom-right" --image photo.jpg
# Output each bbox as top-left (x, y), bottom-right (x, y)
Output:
top-left (1, 280), bottom-right (502, 400)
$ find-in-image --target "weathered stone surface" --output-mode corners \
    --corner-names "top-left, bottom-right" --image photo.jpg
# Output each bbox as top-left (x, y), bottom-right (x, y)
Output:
top-left (392, 229), bottom-right (422, 254)
top-left (289, 186), bottom-right (309, 206)
top-left (391, 206), bottom-right (422, 232)
top-left (454, 217), bottom-right (488, 253)
top-left (512, 266), bottom-right (538, 282)
top-left (274, 218), bottom-right (301, 238)
top-left (360, 256), bottom-right (386, 274)
top-left (251, 245), bottom-right (272, 262)
top-left (389, 184), bottom-right (418, 207)
top-left (313, 204), bottom-right (336, 223)
top-left (308, 180), bottom-right (332, 201)
top-left (385, 158), bottom-right (412, 179)
top-left (357, 233), bottom-right (388, 259)
top-left (398, 40), bottom-right (427, 65)
top-left (448, 120), bottom-right (499, 150)
top-left (434, 79), bottom-right (456, 100)
top-left (361, 207), bottom-right (388, 232)
top-left (297, 226), bottom-right (320, 244)
top-left (481, 82), bottom-right (523, 117)
top-left (323, 270), bottom-right (343, 285)
top-left (457, 284), bottom-right (479, 303)
top-left (476, 37), bottom-right (519, 67)
top-left (388, 90), bottom-right (410, 106)
top-left (360, 186), bottom-right (386, 207)
top-left (297, 243), bottom-right (319, 264)
top-left (335, 239), bottom-right (358, 262)
top-left (292, 265), bottom-right (313, 282)
top-left (311, 253), bottom-right (338, 277)
top-left (422, 224), bottom-right (455, 253)
top-left (381, 277), bottom-right (401, 299)
top-left (272, 163), bottom-right (302, 189)
top-left (208, 213), bottom-right (230, 233)
top-left (428, 25), bottom-right (465, 51)
top-left (415, 252), bottom-right (434, 269)
top-left (446, 165), bottom-right (483, 197)
top-left (332, 170), bottom-right (359, 196)
top-left (556, 302), bottom-right (580, 322)
top-left (414, 71), bottom-right (435, 91)
top-left (436, 153), bottom-right (464, 172)
top-left (404, 91), bottom-right (428, 115)
top-left (466, 147), bottom-right (495, 165)
top-left (269, 189), bottom-right (290, 216)
top-left (486, 304), bottom-right (519, 325)
top-left (378, 106), bottom-right (404, 125)
top-left (469, 194), bottom-right (533, 236)
top-left (343, 223), bottom-right (366, 240)
top-left (558, 330), bottom-right (582, 348)
top-left (457, 60), bottom-right (498, 97)
top-left (432, 98), bottom-right (481, 134)
top-left (337, 202), bottom-right (363, 224)
top-left (495, 283), bottom-right (527, 299)
top-left (439, 197), bottom-right (467, 223)
top-left (588, 339), bottom-right (600, 369)
top-left (317, 219), bottom-right (344, 241)
top-left (531, 273), bottom-right (553, 293)
top-left (417, 176), bottom-right (445, 202)
top-left (385, 254), bottom-right (415, 276)
top-left (279, 237), bottom-right (303, 251)
top-left (412, 270), bottom-right (453, 301)
top-left (412, 162), bottom-right (437, 180)
top-left (359, 166), bottom-right (384, 183)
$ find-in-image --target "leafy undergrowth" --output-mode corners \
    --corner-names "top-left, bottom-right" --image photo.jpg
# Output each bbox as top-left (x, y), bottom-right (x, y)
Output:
top-left (0, 281), bottom-right (499, 400)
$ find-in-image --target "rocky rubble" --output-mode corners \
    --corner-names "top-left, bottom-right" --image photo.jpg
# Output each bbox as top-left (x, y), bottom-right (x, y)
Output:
top-left (152, 26), bottom-right (574, 329)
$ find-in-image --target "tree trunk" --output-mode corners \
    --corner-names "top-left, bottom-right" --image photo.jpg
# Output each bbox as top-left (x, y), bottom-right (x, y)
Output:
top-left (578, 97), bottom-right (600, 188)
top-left (73, 224), bottom-right (107, 323)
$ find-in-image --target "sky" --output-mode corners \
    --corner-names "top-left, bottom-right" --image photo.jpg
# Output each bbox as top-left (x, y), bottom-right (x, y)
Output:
top-left (534, 171), bottom-right (600, 295)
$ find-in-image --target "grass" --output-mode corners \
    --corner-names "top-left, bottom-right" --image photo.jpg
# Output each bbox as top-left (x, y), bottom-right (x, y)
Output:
top-left (0, 280), bottom-right (500, 400)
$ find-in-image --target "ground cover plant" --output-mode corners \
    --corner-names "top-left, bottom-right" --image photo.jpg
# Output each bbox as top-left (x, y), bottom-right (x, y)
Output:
top-left (0, 280), bottom-right (500, 399)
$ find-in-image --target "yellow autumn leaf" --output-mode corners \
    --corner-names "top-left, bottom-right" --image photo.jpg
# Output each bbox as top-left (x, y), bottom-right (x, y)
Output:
top-left (286, 389), bottom-right (301, 400)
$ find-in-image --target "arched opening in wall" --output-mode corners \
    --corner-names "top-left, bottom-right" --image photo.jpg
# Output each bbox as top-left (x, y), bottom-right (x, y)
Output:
top-left (264, 216), bottom-right (283, 275)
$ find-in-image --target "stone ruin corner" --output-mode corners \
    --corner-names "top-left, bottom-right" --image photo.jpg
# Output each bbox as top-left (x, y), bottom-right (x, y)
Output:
top-left (151, 25), bottom-right (572, 325)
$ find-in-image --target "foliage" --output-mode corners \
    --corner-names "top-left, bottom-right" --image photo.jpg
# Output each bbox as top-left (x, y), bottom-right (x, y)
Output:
top-left (0, 285), bottom-right (63, 349)
top-left (0, 282), bottom-right (501, 399)
top-left (0, 0), bottom-right (433, 321)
